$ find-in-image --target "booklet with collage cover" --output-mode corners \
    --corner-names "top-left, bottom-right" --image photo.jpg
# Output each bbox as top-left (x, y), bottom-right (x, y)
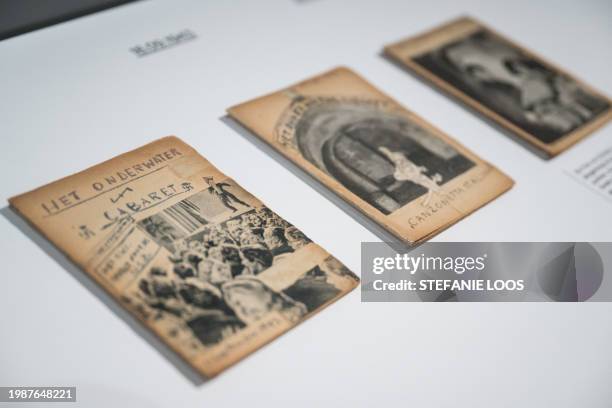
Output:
top-left (9, 136), bottom-right (359, 377)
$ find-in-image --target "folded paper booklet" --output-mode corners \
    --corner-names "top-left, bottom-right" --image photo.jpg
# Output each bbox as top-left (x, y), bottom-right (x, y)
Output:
top-left (9, 136), bottom-right (359, 377)
top-left (384, 16), bottom-right (612, 157)
top-left (228, 67), bottom-right (514, 244)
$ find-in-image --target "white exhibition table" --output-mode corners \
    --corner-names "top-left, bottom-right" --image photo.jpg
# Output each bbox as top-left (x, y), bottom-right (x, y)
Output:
top-left (1, 0), bottom-right (611, 406)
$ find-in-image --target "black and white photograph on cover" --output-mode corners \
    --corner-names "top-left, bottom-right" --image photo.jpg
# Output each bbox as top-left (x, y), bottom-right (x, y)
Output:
top-left (413, 30), bottom-right (611, 145)
top-left (285, 98), bottom-right (475, 215)
top-left (138, 179), bottom-right (252, 251)
top-left (133, 192), bottom-right (355, 348)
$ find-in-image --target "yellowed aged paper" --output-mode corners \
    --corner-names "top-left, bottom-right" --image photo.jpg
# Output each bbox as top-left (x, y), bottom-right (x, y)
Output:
top-left (9, 136), bottom-right (359, 378)
top-left (227, 67), bottom-right (514, 244)
top-left (384, 16), bottom-right (612, 157)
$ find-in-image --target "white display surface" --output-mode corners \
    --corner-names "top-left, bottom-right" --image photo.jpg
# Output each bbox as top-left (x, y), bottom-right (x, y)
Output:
top-left (1, 0), bottom-right (611, 406)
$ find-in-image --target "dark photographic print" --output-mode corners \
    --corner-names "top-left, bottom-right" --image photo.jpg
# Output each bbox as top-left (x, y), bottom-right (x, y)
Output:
top-left (138, 180), bottom-right (252, 251)
top-left (131, 202), bottom-right (353, 353)
top-left (385, 17), bottom-right (612, 156)
top-left (282, 258), bottom-right (351, 312)
top-left (228, 67), bottom-right (514, 243)
top-left (415, 31), bottom-right (609, 143)
top-left (134, 204), bottom-right (315, 347)
top-left (289, 98), bottom-right (474, 214)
